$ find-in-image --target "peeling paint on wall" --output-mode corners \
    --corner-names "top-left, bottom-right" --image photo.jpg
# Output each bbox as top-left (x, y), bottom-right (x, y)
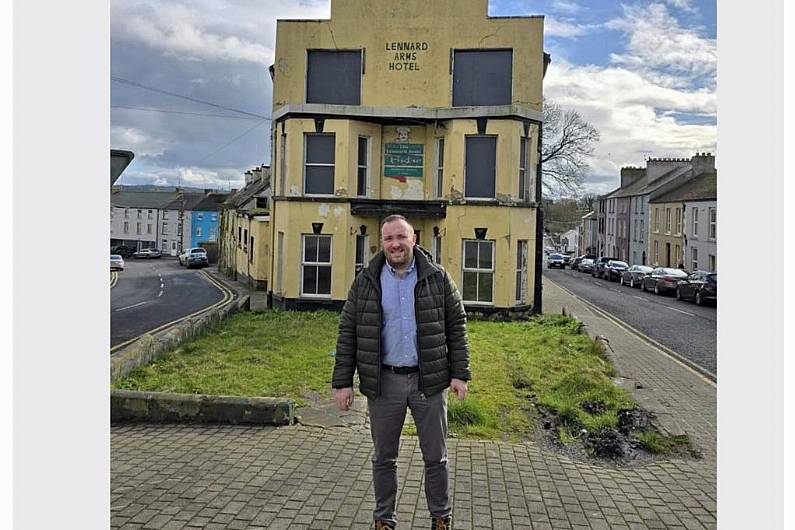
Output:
top-left (335, 188), bottom-right (348, 197)
top-left (278, 58), bottom-right (288, 74)
top-left (289, 185), bottom-right (300, 197)
top-left (449, 186), bottom-right (464, 201)
top-left (318, 203), bottom-right (330, 218)
top-left (333, 206), bottom-right (344, 218)
top-left (405, 179), bottom-right (424, 199)
top-left (390, 186), bottom-right (403, 199)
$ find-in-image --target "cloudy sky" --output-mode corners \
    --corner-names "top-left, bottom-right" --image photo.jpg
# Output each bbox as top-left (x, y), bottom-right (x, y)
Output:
top-left (111, 0), bottom-right (716, 195)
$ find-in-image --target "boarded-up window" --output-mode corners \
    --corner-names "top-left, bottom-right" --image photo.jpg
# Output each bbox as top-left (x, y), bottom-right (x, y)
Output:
top-left (306, 50), bottom-right (362, 105)
top-left (453, 50), bottom-right (512, 106)
top-left (304, 134), bottom-right (335, 195)
top-left (465, 136), bottom-right (496, 198)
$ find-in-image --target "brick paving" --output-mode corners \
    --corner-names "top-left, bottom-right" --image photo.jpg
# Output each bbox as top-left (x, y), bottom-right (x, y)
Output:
top-left (111, 277), bottom-right (716, 529)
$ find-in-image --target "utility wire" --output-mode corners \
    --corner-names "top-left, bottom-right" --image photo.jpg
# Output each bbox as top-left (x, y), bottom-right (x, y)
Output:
top-left (195, 119), bottom-right (269, 165)
top-left (111, 105), bottom-right (263, 120)
top-left (111, 76), bottom-right (271, 120)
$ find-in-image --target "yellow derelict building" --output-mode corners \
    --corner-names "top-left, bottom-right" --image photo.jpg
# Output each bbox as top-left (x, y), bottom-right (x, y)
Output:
top-left (222, 0), bottom-right (548, 314)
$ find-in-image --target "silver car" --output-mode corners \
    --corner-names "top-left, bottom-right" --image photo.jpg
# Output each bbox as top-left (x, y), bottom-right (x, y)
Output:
top-left (110, 254), bottom-right (125, 271)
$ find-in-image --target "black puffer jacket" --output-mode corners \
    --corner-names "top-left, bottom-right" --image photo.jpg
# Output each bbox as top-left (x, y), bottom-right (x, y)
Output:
top-left (332, 246), bottom-right (471, 399)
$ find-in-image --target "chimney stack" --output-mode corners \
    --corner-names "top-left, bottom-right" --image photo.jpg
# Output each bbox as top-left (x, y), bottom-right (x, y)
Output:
top-left (691, 152), bottom-right (715, 175)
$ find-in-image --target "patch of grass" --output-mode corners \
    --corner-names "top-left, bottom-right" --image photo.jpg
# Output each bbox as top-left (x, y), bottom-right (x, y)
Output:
top-left (112, 310), bottom-right (340, 407)
top-left (635, 431), bottom-right (693, 455)
top-left (113, 310), bottom-right (634, 443)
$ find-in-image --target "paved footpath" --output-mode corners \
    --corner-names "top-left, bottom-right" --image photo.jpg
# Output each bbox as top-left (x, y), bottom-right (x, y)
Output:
top-left (111, 277), bottom-right (716, 530)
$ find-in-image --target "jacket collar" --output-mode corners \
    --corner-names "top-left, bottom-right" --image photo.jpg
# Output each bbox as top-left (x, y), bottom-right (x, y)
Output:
top-left (365, 245), bottom-right (440, 285)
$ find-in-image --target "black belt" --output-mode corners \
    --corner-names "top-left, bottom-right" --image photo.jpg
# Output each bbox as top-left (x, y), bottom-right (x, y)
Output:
top-left (382, 364), bottom-right (419, 374)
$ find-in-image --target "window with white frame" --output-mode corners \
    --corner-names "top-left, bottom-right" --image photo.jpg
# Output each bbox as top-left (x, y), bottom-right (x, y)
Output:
top-left (516, 240), bottom-right (528, 304)
top-left (123, 221), bottom-right (129, 233)
top-left (357, 136), bottom-right (370, 197)
top-left (137, 209), bottom-right (142, 219)
top-left (465, 136), bottom-right (496, 199)
top-left (276, 232), bottom-right (284, 294)
top-left (654, 240), bottom-right (659, 264)
top-left (302, 234), bottom-right (332, 296)
top-left (665, 208), bottom-right (672, 234)
top-left (462, 240), bottom-right (494, 304)
top-left (147, 224), bottom-right (152, 234)
top-left (654, 208), bottom-right (659, 232)
top-left (124, 209), bottom-right (129, 218)
top-left (148, 210), bottom-right (153, 219)
top-left (640, 219), bottom-right (644, 243)
top-left (692, 207), bottom-right (699, 238)
top-left (304, 134), bottom-right (335, 196)
top-left (709, 254), bottom-right (716, 272)
top-left (355, 234), bottom-right (368, 274)
top-left (692, 247), bottom-right (699, 270)
top-left (196, 226), bottom-right (203, 237)
top-left (633, 219), bottom-right (638, 241)
top-left (519, 136), bottom-right (529, 201)
top-left (162, 222), bottom-right (168, 235)
top-left (435, 138), bottom-right (445, 198)
top-left (675, 207), bottom-right (681, 235)
top-left (136, 222), bottom-right (142, 234)
top-left (708, 208), bottom-right (716, 239)
top-left (432, 235), bottom-right (442, 264)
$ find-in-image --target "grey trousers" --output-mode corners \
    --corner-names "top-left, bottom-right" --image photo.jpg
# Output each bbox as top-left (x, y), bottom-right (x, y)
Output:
top-left (367, 369), bottom-right (450, 525)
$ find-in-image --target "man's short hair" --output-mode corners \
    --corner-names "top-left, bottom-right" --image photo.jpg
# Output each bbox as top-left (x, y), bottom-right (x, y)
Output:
top-left (381, 214), bottom-right (413, 231)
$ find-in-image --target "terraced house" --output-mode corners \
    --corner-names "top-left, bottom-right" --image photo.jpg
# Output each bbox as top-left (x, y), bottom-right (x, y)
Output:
top-left (253, 0), bottom-right (548, 312)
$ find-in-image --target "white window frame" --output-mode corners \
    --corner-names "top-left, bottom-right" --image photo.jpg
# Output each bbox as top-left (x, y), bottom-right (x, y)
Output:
top-left (196, 226), bottom-right (203, 237)
top-left (640, 219), bottom-right (644, 243)
top-left (355, 234), bottom-right (368, 274)
top-left (462, 239), bottom-right (495, 305)
top-left (301, 234), bottom-right (333, 298)
top-left (136, 222), bottom-right (142, 235)
top-left (516, 239), bottom-right (528, 304)
top-left (675, 207), bottom-right (681, 235)
top-left (709, 254), bottom-right (716, 272)
top-left (123, 221), bottom-right (129, 234)
top-left (692, 247), bottom-right (699, 270)
top-left (519, 136), bottom-right (529, 201)
top-left (303, 133), bottom-right (336, 197)
top-left (356, 136), bottom-right (370, 198)
top-left (708, 208), bottom-right (716, 240)
top-left (692, 207), bottom-right (699, 238)
top-left (665, 208), bottom-right (672, 234)
top-left (435, 138), bottom-right (445, 198)
top-left (432, 235), bottom-right (442, 265)
top-left (147, 224), bottom-right (152, 234)
top-left (161, 222), bottom-right (168, 235)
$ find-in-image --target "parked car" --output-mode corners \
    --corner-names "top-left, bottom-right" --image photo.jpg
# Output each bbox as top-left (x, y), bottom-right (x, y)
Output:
top-left (179, 247), bottom-right (207, 266)
top-left (602, 260), bottom-right (629, 281)
top-left (571, 255), bottom-right (595, 271)
top-left (579, 258), bottom-right (595, 273)
top-left (620, 265), bottom-right (653, 288)
top-left (547, 253), bottom-right (566, 269)
top-left (675, 271), bottom-right (717, 306)
top-left (132, 248), bottom-right (160, 259)
top-left (110, 254), bottom-right (125, 271)
top-left (110, 245), bottom-right (134, 258)
top-left (562, 254), bottom-right (574, 267)
top-left (592, 257), bottom-right (618, 278)
top-left (640, 267), bottom-right (689, 295)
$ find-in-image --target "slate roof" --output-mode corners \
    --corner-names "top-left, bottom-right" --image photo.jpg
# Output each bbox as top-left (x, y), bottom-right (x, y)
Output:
top-left (649, 171), bottom-right (717, 204)
top-left (228, 171), bottom-right (271, 210)
top-left (192, 193), bottom-right (231, 212)
top-left (111, 190), bottom-right (180, 209)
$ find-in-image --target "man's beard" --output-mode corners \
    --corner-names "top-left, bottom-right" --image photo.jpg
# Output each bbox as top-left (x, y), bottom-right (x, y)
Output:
top-left (385, 247), bottom-right (413, 268)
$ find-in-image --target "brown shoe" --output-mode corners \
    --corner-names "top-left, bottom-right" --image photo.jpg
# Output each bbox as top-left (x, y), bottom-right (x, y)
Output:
top-left (375, 521), bottom-right (396, 530)
top-left (430, 517), bottom-right (452, 530)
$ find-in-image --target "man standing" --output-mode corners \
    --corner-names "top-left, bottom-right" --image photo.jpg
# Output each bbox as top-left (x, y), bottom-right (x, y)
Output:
top-left (333, 215), bottom-right (471, 530)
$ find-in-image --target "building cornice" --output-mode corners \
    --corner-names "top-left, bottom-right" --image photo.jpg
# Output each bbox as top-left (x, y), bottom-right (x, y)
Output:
top-left (272, 103), bottom-right (543, 124)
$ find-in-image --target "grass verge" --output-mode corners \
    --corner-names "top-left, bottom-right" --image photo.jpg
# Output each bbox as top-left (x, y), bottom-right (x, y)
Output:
top-left (113, 310), bottom-right (677, 451)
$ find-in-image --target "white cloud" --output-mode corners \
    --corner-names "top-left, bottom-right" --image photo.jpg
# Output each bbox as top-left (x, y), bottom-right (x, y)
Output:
top-left (552, 1), bottom-right (582, 15)
top-left (119, 165), bottom-right (246, 190)
top-left (545, 16), bottom-right (592, 38)
top-left (544, 59), bottom-right (716, 188)
top-left (605, 4), bottom-right (716, 79)
top-left (111, 126), bottom-right (170, 157)
top-left (111, 0), bottom-right (330, 64)
top-left (663, 0), bottom-right (697, 13)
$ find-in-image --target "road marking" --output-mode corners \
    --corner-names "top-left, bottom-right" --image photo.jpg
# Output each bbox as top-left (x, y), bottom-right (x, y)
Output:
top-left (114, 301), bottom-right (148, 312)
top-left (633, 296), bottom-right (646, 301)
top-left (665, 305), bottom-right (695, 316)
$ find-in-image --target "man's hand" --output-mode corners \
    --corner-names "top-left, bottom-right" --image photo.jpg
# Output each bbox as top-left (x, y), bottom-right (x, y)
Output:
top-left (450, 378), bottom-right (468, 401)
top-left (334, 387), bottom-right (354, 411)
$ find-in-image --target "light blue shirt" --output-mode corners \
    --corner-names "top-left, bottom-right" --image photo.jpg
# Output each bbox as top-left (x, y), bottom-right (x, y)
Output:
top-left (380, 258), bottom-right (418, 367)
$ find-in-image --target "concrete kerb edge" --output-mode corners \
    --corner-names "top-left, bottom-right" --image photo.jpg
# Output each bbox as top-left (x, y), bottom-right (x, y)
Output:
top-left (549, 278), bottom-right (717, 385)
top-left (111, 389), bottom-right (295, 426)
top-left (110, 291), bottom-right (250, 384)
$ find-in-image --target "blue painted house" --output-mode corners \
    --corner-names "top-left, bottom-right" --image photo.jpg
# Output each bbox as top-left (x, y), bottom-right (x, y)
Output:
top-left (190, 193), bottom-right (227, 248)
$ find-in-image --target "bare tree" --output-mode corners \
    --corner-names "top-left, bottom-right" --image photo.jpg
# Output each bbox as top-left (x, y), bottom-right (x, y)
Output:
top-left (541, 99), bottom-right (600, 198)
